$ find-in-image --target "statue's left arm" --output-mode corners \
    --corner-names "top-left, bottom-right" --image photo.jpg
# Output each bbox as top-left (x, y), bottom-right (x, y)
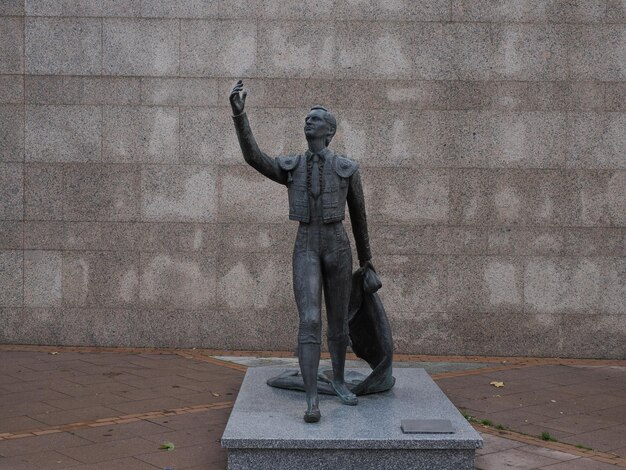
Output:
top-left (347, 169), bottom-right (372, 265)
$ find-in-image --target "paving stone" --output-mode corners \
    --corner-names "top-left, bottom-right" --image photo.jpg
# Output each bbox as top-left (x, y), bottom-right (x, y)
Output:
top-left (57, 437), bottom-right (159, 464)
top-left (527, 82), bottom-right (604, 111)
top-left (0, 415), bottom-right (47, 434)
top-left (59, 457), bottom-right (160, 470)
top-left (0, 17), bottom-right (23, 74)
top-left (560, 314), bottom-right (626, 359)
top-left (373, 225), bottom-right (486, 256)
top-left (606, 0), bottom-right (626, 22)
top-left (140, 0), bottom-right (221, 18)
top-left (0, 105), bottom-right (23, 163)
top-left (0, 221), bottom-right (22, 250)
top-left (462, 111), bottom-right (567, 168)
top-left (476, 433), bottom-right (524, 455)
top-left (569, 25), bottom-right (626, 81)
top-left (335, 22), bottom-right (419, 79)
top-left (500, 24), bottom-right (569, 81)
top-left (0, 450), bottom-right (82, 470)
top-left (252, 0), bottom-right (450, 21)
top-left (452, 0), bottom-right (607, 22)
top-left (24, 251), bottom-right (63, 308)
top-left (605, 82), bottom-right (626, 111)
top-left (351, 0), bottom-right (451, 21)
top-left (63, 164), bottom-right (140, 221)
top-left (540, 458), bottom-right (624, 469)
top-left (0, 76), bottom-right (23, 105)
top-left (181, 20), bottom-right (257, 77)
top-left (411, 22), bottom-right (455, 80)
top-left (359, 110), bottom-right (457, 168)
top-left (449, 169), bottom-right (579, 227)
top-left (62, 251), bottom-right (139, 307)
top-left (24, 221), bottom-right (64, 250)
top-left (0, 0), bottom-right (24, 15)
top-left (524, 257), bottom-right (625, 315)
top-left (0, 163), bottom-right (23, 220)
top-left (257, 21), bottom-right (338, 79)
top-left (476, 447), bottom-right (560, 469)
top-left (216, 252), bottom-right (292, 312)
top-left (71, 419), bottom-right (168, 443)
top-left (136, 442), bottom-right (223, 469)
top-left (488, 227), bottom-right (624, 257)
top-left (218, 222), bottom-right (293, 254)
top-left (103, 19), bottom-right (179, 76)
top-left (65, 222), bottom-right (140, 251)
top-left (180, 106), bottom-right (240, 164)
top-left (25, 105), bottom-right (101, 163)
top-left (138, 222), bottom-right (184, 252)
top-left (24, 163), bottom-right (63, 221)
top-left (140, 251), bottom-right (216, 309)
top-left (140, 77), bottom-right (218, 106)
top-left (448, 256), bottom-right (524, 313)
top-left (178, 223), bottom-right (220, 252)
top-left (25, 76), bottom-right (141, 105)
top-left (376, 255), bottom-right (447, 313)
top-left (455, 312), bottom-right (563, 357)
top-left (562, 424), bottom-right (626, 452)
top-left (577, 171), bottom-right (626, 226)
top-left (0, 432), bottom-right (92, 457)
top-left (141, 165), bottom-right (217, 222)
top-left (218, 165), bottom-right (285, 223)
top-left (567, 112), bottom-right (626, 169)
top-left (362, 168), bottom-right (450, 224)
top-left (0, 398), bottom-right (61, 419)
top-left (198, 307), bottom-right (296, 350)
top-left (25, 18), bottom-right (101, 75)
top-left (103, 106), bottom-right (179, 163)
top-left (26, 0), bottom-right (140, 16)
top-left (534, 414), bottom-right (621, 435)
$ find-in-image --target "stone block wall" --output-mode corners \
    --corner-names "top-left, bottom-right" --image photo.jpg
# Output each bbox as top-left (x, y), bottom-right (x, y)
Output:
top-left (0, 0), bottom-right (624, 358)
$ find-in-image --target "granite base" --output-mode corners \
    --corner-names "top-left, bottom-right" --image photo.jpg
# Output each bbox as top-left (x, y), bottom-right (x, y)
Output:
top-left (221, 367), bottom-right (482, 470)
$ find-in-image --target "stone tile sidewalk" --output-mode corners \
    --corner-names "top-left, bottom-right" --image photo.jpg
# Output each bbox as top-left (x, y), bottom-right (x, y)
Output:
top-left (0, 346), bottom-right (624, 469)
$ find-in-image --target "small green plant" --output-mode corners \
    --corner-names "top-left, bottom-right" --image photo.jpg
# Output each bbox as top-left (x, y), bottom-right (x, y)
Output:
top-left (495, 424), bottom-right (506, 430)
top-left (575, 444), bottom-right (593, 451)
top-left (480, 419), bottom-right (493, 426)
top-left (461, 412), bottom-right (478, 423)
top-left (159, 441), bottom-right (175, 451)
top-left (540, 432), bottom-right (557, 442)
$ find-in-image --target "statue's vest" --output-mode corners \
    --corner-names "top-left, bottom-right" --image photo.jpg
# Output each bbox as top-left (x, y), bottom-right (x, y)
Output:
top-left (277, 153), bottom-right (358, 224)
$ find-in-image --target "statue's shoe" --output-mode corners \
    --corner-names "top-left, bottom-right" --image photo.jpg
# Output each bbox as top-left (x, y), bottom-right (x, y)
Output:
top-left (331, 381), bottom-right (358, 406)
top-left (303, 408), bottom-right (321, 423)
top-left (303, 396), bottom-right (321, 423)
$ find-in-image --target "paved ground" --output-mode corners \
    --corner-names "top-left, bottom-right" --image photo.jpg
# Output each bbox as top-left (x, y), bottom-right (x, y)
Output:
top-left (0, 346), bottom-right (624, 469)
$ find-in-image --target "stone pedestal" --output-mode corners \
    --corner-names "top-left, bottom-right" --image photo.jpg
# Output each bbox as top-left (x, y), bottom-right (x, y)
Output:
top-left (221, 367), bottom-right (482, 470)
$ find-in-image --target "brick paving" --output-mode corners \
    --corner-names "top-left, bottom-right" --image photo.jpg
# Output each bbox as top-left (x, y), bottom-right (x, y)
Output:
top-left (0, 346), bottom-right (624, 469)
top-left (438, 363), bottom-right (626, 463)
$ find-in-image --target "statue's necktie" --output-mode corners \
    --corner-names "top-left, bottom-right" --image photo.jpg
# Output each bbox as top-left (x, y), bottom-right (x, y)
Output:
top-left (310, 154), bottom-right (321, 199)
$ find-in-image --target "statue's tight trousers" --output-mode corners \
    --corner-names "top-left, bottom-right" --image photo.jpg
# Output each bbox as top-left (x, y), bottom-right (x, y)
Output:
top-left (293, 220), bottom-right (353, 394)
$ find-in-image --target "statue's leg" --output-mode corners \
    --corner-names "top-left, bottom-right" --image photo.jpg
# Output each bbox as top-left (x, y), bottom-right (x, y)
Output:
top-left (293, 237), bottom-right (323, 423)
top-left (323, 225), bottom-right (357, 406)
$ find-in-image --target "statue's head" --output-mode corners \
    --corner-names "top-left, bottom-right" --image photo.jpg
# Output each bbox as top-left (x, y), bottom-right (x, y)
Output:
top-left (304, 105), bottom-right (336, 147)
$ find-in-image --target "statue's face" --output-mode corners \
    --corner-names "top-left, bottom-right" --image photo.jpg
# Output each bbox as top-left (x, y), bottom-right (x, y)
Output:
top-left (304, 109), bottom-right (332, 141)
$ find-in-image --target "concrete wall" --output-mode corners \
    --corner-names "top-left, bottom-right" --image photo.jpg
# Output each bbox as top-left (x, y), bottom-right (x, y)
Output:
top-left (0, 0), bottom-right (624, 358)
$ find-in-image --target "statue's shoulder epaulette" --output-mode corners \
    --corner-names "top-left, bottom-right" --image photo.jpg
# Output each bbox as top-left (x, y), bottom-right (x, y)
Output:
top-left (277, 155), bottom-right (301, 171)
top-left (334, 155), bottom-right (359, 178)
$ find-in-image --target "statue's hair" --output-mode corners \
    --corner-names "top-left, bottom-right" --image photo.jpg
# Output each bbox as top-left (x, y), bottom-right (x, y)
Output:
top-left (309, 105), bottom-right (337, 145)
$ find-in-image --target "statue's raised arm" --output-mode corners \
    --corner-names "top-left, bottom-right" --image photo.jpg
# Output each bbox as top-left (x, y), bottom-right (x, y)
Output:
top-left (230, 80), bottom-right (287, 185)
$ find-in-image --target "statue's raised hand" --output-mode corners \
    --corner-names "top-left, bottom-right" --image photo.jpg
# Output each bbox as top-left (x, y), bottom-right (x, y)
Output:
top-left (230, 79), bottom-right (247, 115)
